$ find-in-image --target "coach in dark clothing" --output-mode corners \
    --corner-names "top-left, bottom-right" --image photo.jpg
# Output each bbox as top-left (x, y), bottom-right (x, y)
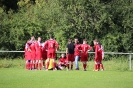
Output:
top-left (66, 39), bottom-right (75, 70)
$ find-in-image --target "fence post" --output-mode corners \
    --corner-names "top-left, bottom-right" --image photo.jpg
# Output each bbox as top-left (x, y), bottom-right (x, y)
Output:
top-left (129, 54), bottom-right (132, 70)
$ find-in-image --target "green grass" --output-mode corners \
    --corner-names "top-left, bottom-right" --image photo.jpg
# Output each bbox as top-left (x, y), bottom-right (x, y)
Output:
top-left (0, 58), bottom-right (133, 88)
top-left (0, 68), bottom-right (133, 88)
top-left (0, 58), bottom-right (132, 71)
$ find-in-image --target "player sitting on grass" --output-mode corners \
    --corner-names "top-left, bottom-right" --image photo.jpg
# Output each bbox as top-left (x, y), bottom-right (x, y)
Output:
top-left (57, 53), bottom-right (67, 70)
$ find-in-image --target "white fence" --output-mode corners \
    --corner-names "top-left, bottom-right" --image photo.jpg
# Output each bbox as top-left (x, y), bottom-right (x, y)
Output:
top-left (0, 50), bottom-right (132, 70)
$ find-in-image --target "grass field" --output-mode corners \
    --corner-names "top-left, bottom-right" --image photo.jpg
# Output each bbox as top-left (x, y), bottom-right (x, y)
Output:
top-left (0, 59), bottom-right (133, 88)
top-left (0, 68), bottom-right (133, 88)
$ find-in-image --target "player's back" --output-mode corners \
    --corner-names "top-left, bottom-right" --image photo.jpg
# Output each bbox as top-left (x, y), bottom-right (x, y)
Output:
top-left (35, 41), bottom-right (42, 52)
top-left (81, 44), bottom-right (91, 53)
top-left (30, 42), bottom-right (36, 52)
top-left (67, 43), bottom-right (75, 54)
top-left (45, 39), bottom-right (58, 50)
top-left (94, 44), bottom-right (102, 54)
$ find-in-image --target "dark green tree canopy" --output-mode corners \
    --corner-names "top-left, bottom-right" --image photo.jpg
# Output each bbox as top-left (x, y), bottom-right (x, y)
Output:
top-left (0, 0), bottom-right (133, 57)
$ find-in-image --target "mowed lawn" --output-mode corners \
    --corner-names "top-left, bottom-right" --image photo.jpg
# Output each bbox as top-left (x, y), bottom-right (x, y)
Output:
top-left (0, 68), bottom-right (133, 88)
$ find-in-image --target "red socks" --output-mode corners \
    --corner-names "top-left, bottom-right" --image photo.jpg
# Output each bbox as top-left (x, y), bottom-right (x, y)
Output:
top-left (97, 64), bottom-right (100, 71)
top-left (100, 64), bottom-right (104, 70)
top-left (83, 63), bottom-right (87, 70)
top-left (26, 62), bottom-right (43, 70)
top-left (39, 63), bottom-right (42, 70)
top-left (35, 62), bottom-right (38, 70)
top-left (94, 64), bottom-right (104, 71)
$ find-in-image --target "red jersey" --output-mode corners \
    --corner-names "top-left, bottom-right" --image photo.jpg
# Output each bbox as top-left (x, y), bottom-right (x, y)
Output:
top-left (94, 44), bottom-right (102, 61)
top-left (98, 44), bottom-right (104, 59)
top-left (80, 44), bottom-right (92, 61)
top-left (30, 42), bottom-right (36, 52)
top-left (30, 42), bottom-right (36, 59)
top-left (80, 44), bottom-right (92, 54)
top-left (35, 41), bottom-right (42, 51)
top-left (24, 42), bottom-right (31, 60)
top-left (44, 39), bottom-right (59, 51)
top-left (44, 39), bottom-right (59, 58)
top-left (59, 57), bottom-right (67, 63)
top-left (35, 41), bottom-right (42, 60)
top-left (74, 44), bottom-right (81, 56)
top-left (42, 43), bottom-right (47, 60)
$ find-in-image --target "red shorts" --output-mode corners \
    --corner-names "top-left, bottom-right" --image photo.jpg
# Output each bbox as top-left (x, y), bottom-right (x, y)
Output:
top-left (25, 51), bottom-right (31, 60)
top-left (67, 54), bottom-right (74, 62)
top-left (94, 55), bottom-right (102, 62)
top-left (81, 53), bottom-right (88, 61)
top-left (42, 52), bottom-right (47, 60)
top-left (42, 49), bottom-right (47, 60)
top-left (31, 51), bottom-right (36, 60)
top-left (35, 51), bottom-right (42, 60)
top-left (47, 51), bottom-right (56, 59)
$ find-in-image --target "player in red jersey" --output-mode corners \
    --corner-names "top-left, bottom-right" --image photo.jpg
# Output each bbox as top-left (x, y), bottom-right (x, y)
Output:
top-left (93, 39), bottom-right (103, 71)
top-left (80, 39), bottom-right (92, 71)
top-left (44, 35), bottom-right (59, 71)
top-left (24, 40), bottom-right (31, 70)
top-left (41, 42), bottom-right (47, 67)
top-left (66, 39), bottom-right (75, 70)
top-left (24, 36), bottom-right (35, 70)
top-left (29, 36), bottom-right (36, 70)
top-left (74, 38), bottom-right (81, 70)
top-left (98, 42), bottom-right (104, 71)
top-left (35, 37), bottom-right (43, 70)
top-left (57, 53), bottom-right (67, 70)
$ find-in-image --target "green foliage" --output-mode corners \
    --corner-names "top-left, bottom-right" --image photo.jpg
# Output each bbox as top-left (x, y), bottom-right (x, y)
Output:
top-left (0, 0), bottom-right (133, 57)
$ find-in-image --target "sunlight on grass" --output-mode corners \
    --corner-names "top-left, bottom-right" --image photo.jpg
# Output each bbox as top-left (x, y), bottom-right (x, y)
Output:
top-left (0, 68), bottom-right (133, 88)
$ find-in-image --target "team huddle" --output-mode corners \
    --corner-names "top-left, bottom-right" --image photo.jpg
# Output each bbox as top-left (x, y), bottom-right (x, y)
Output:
top-left (24, 35), bottom-right (104, 71)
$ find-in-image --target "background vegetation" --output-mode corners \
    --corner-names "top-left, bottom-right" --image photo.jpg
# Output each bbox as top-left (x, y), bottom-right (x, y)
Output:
top-left (0, 0), bottom-right (133, 58)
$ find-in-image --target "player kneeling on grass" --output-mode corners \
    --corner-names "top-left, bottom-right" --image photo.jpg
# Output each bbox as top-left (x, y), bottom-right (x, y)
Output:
top-left (57, 53), bottom-right (67, 70)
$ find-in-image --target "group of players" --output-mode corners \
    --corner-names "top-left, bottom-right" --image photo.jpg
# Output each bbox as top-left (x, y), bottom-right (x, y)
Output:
top-left (24, 35), bottom-right (104, 71)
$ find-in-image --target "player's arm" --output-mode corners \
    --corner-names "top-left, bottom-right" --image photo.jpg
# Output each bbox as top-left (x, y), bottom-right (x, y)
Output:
top-left (25, 43), bottom-right (29, 51)
top-left (34, 42), bottom-right (38, 51)
top-left (43, 41), bottom-right (48, 49)
top-left (88, 45), bottom-right (92, 51)
top-left (55, 41), bottom-right (59, 51)
top-left (102, 50), bottom-right (104, 60)
top-left (66, 44), bottom-right (69, 55)
top-left (95, 45), bottom-right (98, 59)
top-left (26, 44), bottom-right (31, 52)
top-left (66, 48), bottom-right (68, 55)
top-left (101, 45), bottom-right (104, 59)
